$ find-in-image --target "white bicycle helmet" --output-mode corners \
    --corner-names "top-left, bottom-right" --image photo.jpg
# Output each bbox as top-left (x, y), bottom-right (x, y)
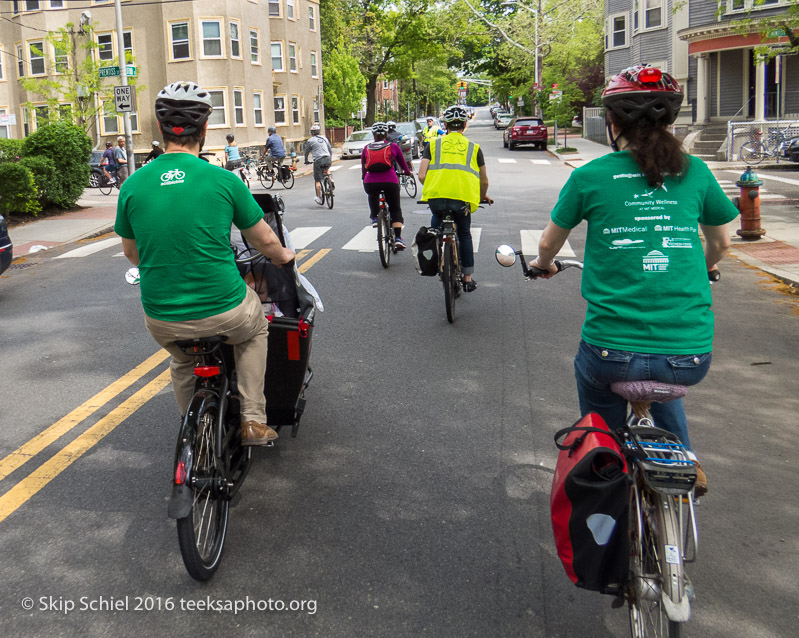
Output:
top-left (155, 81), bottom-right (213, 136)
top-left (387, 121), bottom-right (397, 130)
top-left (371, 122), bottom-right (389, 135)
top-left (440, 105), bottom-right (469, 123)
top-left (310, 124), bottom-right (321, 133)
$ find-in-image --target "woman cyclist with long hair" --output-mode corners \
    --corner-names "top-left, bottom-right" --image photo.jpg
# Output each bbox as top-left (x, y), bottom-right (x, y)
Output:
top-left (532, 65), bottom-right (739, 495)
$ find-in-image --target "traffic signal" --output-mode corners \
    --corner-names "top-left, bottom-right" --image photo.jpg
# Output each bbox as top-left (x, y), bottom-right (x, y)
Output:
top-left (458, 81), bottom-right (468, 91)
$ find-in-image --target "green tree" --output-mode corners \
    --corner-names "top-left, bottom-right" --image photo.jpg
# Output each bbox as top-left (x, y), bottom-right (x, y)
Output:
top-left (323, 45), bottom-right (367, 126)
top-left (0, 163), bottom-right (40, 218)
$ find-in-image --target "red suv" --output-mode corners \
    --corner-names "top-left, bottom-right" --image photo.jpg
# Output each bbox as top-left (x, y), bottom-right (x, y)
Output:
top-left (503, 117), bottom-right (547, 151)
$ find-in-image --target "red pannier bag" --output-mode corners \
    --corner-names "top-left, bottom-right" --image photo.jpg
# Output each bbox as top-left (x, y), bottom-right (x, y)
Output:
top-left (550, 413), bottom-right (630, 594)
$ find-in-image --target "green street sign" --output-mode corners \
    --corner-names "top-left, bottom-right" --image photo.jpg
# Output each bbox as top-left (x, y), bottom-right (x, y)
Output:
top-left (98, 65), bottom-right (137, 78)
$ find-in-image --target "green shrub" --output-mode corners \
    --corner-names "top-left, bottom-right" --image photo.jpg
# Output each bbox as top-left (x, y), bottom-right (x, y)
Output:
top-left (0, 163), bottom-right (41, 217)
top-left (22, 121), bottom-right (91, 209)
top-left (19, 155), bottom-right (58, 208)
top-left (0, 139), bottom-right (24, 164)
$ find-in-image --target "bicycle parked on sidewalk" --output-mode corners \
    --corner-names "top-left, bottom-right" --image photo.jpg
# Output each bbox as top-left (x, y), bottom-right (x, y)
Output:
top-left (496, 245), bottom-right (700, 638)
top-left (739, 125), bottom-right (798, 165)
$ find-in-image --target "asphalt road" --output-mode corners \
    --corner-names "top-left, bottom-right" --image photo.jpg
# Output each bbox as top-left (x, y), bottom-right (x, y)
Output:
top-left (0, 108), bottom-right (798, 638)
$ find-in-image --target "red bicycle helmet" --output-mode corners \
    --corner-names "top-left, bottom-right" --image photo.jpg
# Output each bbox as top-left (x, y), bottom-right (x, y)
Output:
top-left (602, 65), bottom-right (683, 126)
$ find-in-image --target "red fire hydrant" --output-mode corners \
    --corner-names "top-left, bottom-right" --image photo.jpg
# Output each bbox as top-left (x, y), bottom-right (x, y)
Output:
top-left (734, 166), bottom-right (765, 241)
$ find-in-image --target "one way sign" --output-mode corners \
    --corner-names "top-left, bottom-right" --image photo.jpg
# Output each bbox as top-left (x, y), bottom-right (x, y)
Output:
top-left (114, 85), bottom-right (135, 113)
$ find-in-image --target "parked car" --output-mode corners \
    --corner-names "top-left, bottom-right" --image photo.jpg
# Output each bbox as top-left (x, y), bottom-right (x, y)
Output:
top-left (0, 214), bottom-right (13, 276)
top-left (341, 129), bottom-right (374, 159)
top-left (495, 113), bottom-right (513, 129)
top-left (503, 117), bottom-right (548, 150)
top-left (395, 121), bottom-right (423, 159)
top-left (88, 150), bottom-right (104, 187)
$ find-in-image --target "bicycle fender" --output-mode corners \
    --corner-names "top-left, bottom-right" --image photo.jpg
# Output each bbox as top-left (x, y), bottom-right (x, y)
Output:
top-left (167, 484), bottom-right (193, 519)
top-left (662, 591), bottom-right (691, 623)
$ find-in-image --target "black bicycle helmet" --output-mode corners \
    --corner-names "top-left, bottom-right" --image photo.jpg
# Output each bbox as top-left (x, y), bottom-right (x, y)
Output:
top-left (226, 134), bottom-right (235, 143)
top-left (601, 65), bottom-right (683, 126)
top-left (154, 81), bottom-right (213, 136)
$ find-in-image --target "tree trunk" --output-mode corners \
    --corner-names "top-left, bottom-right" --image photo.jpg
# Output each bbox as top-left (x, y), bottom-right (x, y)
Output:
top-left (365, 75), bottom-right (378, 126)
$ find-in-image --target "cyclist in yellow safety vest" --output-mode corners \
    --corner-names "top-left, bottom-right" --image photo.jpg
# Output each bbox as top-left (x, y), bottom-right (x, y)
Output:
top-left (422, 117), bottom-right (442, 150)
top-left (418, 105), bottom-right (492, 292)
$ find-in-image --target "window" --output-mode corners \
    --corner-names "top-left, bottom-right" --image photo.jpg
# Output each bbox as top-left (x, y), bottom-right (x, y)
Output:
top-left (208, 89), bottom-right (226, 126)
top-left (233, 89), bottom-right (244, 125)
top-left (253, 91), bottom-right (264, 125)
top-left (17, 45), bottom-right (24, 77)
top-left (229, 21), bottom-right (241, 58)
top-left (606, 13), bottom-right (628, 50)
top-left (309, 5), bottom-right (316, 30)
top-left (289, 43), bottom-right (297, 72)
top-left (50, 1), bottom-right (65, 8)
top-left (58, 103), bottom-right (72, 121)
top-left (26, 1), bottom-right (41, 10)
top-left (97, 33), bottom-right (114, 61)
top-left (250, 29), bottom-right (260, 64)
top-left (287, 0), bottom-right (295, 19)
top-left (310, 51), bottom-right (318, 78)
top-left (0, 48), bottom-right (4, 80)
top-left (53, 43), bottom-right (69, 73)
top-left (383, 80), bottom-right (389, 89)
top-left (313, 97), bottom-right (319, 123)
top-left (171, 21), bottom-right (190, 60)
top-left (123, 30), bottom-right (133, 64)
top-left (643, 0), bottom-right (663, 30)
top-left (22, 106), bottom-right (29, 137)
top-left (291, 96), bottom-right (299, 124)
top-left (29, 41), bottom-right (46, 75)
top-left (632, 0), bottom-right (639, 33)
top-left (201, 20), bottom-right (223, 57)
top-left (269, 0), bottom-right (280, 16)
top-left (0, 109), bottom-right (10, 139)
top-left (274, 96), bottom-right (286, 125)
top-left (102, 100), bottom-right (118, 134)
top-left (271, 42), bottom-right (284, 71)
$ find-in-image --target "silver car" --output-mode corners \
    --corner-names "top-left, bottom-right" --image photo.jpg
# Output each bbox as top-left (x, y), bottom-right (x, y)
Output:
top-left (341, 129), bottom-right (374, 159)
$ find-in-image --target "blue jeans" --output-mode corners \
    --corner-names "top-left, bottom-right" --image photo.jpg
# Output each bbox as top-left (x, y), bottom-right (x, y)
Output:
top-left (428, 199), bottom-right (474, 275)
top-left (573, 340), bottom-right (712, 450)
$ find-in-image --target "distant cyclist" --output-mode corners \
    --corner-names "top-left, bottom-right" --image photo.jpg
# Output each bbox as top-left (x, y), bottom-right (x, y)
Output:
top-left (531, 65), bottom-right (739, 495)
top-left (361, 122), bottom-right (411, 250)
top-left (262, 126), bottom-right (286, 170)
top-left (143, 140), bottom-right (164, 164)
top-left (418, 105), bottom-right (491, 292)
top-left (115, 81), bottom-right (295, 446)
top-left (101, 141), bottom-right (117, 184)
top-left (304, 124), bottom-right (333, 206)
top-left (224, 133), bottom-right (242, 170)
top-left (386, 121), bottom-right (401, 145)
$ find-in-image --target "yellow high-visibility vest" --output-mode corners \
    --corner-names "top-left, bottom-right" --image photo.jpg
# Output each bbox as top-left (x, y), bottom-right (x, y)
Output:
top-left (422, 133), bottom-right (481, 212)
top-left (423, 125), bottom-right (440, 144)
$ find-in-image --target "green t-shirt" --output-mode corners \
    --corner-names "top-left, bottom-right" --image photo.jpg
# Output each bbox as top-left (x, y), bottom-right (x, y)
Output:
top-left (550, 152), bottom-right (739, 354)
top-left (114, 153), bottom-right (264, 321)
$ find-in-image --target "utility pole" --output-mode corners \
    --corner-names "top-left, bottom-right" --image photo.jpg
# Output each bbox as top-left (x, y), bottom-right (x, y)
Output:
top-left (114, 0), bottom-right (134, 174)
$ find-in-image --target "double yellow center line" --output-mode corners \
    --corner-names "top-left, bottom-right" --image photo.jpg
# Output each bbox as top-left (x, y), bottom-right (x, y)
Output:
top-left (0, 248), bottom-right (330, 525)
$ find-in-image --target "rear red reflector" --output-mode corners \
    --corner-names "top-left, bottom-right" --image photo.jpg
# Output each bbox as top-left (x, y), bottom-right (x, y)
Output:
top-left (287, 331), bottom-right (300, 361)
top-left (193, 365), bottom-right (220, 377)
top-left (175, 461), bottom-right (186, 485)
top-left (639, 67), bottom-right (662, 83)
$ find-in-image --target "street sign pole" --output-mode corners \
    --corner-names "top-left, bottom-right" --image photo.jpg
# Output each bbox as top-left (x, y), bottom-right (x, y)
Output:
top-left (114, 0), bottom-right (135, 174)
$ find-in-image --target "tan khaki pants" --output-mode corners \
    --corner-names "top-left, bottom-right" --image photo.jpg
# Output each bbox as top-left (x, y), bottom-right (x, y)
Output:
top-left (144, 287), bottom-right (268, 422)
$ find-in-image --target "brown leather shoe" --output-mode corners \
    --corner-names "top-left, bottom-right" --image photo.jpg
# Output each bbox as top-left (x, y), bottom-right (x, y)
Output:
top-left (694, 462), bottom-right (708, 497)
top-left (241, 420), bottom-right (278, 446)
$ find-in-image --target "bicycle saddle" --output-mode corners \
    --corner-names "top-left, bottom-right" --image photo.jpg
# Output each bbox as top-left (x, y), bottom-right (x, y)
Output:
top-left (611, 381), bottom-right (687, 404)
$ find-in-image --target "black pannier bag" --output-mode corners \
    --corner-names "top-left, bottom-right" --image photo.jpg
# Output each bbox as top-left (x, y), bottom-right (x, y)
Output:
top-left (550, 413), bottom-right (630, 594)
top-left (412, 226), bottom-right (440, 276)
top-left (280, 165), bottom-right (293, 181)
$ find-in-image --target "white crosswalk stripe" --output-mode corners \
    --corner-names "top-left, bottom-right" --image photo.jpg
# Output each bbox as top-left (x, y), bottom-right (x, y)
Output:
top-left (349, 164), bottom-right (361, 170)
top-left (286, 226), bottom-right (332, 249)
top-left (342, 226), bottom-right (380, 252)
top-left (471, 227), bottom-right (482, 253)
top-left (497, 158), bottom-right (517, 164)
top-left (328, 165), bottom-right (343, 172)
top-left (531, 159), bottom-right (551, 165)
top-left (56, 237), bottom-right (121, 259)
top-left (520, 230), bottom-right (576, 258)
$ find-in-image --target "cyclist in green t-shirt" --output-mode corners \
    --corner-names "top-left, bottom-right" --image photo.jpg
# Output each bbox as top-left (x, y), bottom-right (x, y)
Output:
top-left (532, 65), bottom-right (739, 496)
top-left (115, 81), bottom-right (295, 446)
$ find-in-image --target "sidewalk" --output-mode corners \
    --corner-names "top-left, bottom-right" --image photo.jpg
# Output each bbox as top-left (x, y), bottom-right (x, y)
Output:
top-left (7, 148), bottom-right (340, 259)
top-left (547, 138), bottom-right (799, 286)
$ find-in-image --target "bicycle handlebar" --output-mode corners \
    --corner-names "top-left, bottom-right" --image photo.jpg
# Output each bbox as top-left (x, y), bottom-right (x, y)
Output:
top-left (495, 244), bottom-right (583, 280)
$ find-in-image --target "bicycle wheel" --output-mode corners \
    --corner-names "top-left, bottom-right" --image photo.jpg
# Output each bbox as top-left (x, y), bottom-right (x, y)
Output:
top-left (98, 178), bottom-right (112, 196)
top-left (442, 241), bottom-right (457, 323)
top-left (325, 179), bottom-right (335, 209)
top-left (740, 141), bottom-right (765, 165)
top-left (377, 208), bottom-right (391, 268)
top-left (403, 174), bottom-right (418, 198)
top-left (176, 392), bottom-right (230, 581)
top-left (628, 485), bottom-right (686, 638)
top-left (259, 168), bottom-right (275, 189)
top-left (281, 170), bottom-right (295, 189)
